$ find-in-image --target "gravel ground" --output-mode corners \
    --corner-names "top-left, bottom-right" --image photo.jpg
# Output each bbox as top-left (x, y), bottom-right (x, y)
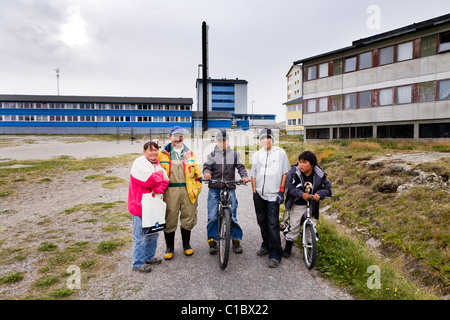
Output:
top-left (0, 135), bottom-right (353, 301)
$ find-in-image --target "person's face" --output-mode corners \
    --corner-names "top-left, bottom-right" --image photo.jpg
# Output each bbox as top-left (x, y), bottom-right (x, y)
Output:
top-left (260, 137), bottom-right (272, 150)
top-left (217, 139), bottom-right (227, 150)
top-left (144, 146), bottom-right (159, 161)
top-left (170, 133), bottom-right (184, 146)
top-left (298, 159), bottom-right (313, 175)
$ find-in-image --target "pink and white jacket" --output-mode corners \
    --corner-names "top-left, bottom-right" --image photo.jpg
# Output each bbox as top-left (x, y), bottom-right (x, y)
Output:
top-left (127, 155), bottom-right (169, 217)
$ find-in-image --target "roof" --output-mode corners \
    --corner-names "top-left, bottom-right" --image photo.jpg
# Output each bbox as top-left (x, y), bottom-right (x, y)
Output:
top-left (196, 78), bottom-right (248, 84)
top-left (294, 13), bottom-right (450, 65)
top-left (0, 94), bottom-right (193, 105)
top-left (283, 96), bottom-right (303, 105)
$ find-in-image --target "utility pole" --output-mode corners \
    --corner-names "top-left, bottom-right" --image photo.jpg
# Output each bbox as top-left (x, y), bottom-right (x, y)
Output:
top-left (202, 21), bottom-right (208, 132)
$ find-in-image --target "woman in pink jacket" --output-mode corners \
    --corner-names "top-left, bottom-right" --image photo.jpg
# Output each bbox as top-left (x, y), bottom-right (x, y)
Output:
top-left (128, 141), bottom-right (169, 273)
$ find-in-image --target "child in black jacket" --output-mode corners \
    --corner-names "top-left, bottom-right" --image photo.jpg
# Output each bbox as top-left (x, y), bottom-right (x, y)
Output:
top-left (283, 151), bottom-right (332, 258)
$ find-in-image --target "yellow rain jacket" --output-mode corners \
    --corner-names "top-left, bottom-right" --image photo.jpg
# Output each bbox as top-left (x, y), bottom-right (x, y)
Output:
top-left (158, 143), bottom-right (202, 204)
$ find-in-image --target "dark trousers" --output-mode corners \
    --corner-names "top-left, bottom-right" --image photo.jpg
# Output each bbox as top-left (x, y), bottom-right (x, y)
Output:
top-left (253, 192), bottom-right (283, 261)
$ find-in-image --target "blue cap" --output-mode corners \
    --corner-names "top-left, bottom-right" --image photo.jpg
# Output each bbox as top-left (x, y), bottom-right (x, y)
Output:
top-left (170, 126), bottom-right (185, 135)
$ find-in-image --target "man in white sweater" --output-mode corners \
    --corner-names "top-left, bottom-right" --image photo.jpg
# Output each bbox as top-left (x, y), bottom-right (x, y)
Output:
top-left (251, 128), bottom-right (290, 268)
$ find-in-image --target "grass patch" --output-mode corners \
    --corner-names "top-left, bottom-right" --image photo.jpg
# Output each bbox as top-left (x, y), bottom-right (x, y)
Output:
top-left (0, 272), bottom-right (24, 284)
top-left (312, 218), bottom-right (434, 300)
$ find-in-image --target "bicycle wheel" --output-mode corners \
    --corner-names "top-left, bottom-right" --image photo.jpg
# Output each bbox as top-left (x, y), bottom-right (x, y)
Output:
top-left (218, 208), bottom-right (231, 269)
top-left (303, 223), bottom-right (317, 269)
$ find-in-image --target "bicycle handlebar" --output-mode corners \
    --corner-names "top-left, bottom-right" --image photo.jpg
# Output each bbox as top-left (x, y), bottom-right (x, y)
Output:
top-left (202, 179), bottom-right (245, 187)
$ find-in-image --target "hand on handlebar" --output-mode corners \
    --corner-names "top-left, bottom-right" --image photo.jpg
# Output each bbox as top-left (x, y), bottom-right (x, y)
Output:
top-left (203, 172), bottom-right (211, 180)
top-left (302, 193), bottom-right (320, 201)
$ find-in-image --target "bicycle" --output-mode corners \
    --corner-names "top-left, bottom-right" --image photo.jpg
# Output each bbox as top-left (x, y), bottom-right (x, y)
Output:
top-left (203, 179), bottom-right (243, 269)
top-left (280, 181), bottom-right (318, 269)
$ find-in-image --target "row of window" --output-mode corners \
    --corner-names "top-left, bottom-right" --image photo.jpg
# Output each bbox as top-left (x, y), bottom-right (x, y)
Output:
top-left (306, 123), bottom-right (449, 139)
top-left (287, 118), bottom-right (302, 126)
top-left (0, 115), bottom-right (191, 122)
top-left (305, 31), bottom-right (450, 81)
top-left (305, 79), bottom-right (450, 113)
top-left (0, 102), bottom-right (192, 111)
top-left (286, 104), bottom-right (302, 112)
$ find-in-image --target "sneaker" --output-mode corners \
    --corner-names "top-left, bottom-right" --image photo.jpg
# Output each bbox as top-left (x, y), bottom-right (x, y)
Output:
top-left (256, 248), bottom-right (269, 256)
top-left (132, 264), bottom-right (152, 273)
top-left (232, 239), bottom-right (243, 254)
top-left (268, 259), bottom-right (280, 268)
top-left (146, 257), bottom-right (162, 265)
top-left (208, 238), bottom-right (217, 255)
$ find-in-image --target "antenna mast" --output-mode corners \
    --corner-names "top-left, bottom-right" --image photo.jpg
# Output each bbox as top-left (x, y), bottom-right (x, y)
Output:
top-left (55, 68), bottom-right (60, 95)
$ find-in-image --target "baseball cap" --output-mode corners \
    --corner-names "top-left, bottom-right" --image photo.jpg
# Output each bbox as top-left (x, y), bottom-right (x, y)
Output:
top-left (170, 126), bottom-right (185, 136)
top-left (216, 130), bottom-right (229, 141)
top-left (259, 128), bottom-right (274, 141)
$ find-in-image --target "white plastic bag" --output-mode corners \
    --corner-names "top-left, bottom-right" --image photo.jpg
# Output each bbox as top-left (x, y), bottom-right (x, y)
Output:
top-left (141, 193), bottom-right (166, 234)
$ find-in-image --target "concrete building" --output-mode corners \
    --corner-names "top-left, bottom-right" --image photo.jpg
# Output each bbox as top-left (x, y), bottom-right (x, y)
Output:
top-left (284, 65), bottom-right (304, 136)
top-left (0, 94), bottom-right (193, 134)
top-left (293, 14), bottom-right (450, 141)
top-left (196, 78), bottom-right (276, 128)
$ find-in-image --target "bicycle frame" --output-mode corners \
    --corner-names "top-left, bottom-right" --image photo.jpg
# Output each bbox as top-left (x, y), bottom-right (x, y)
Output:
top-left (203, 179), bottom-right (243, 269)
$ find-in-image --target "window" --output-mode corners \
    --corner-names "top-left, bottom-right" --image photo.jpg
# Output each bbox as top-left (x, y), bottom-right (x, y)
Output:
top-left (419, 81), bottom-right (436, 102)
top-left (318, 97), bottom-right (328, 112)
top-left (396, 85), bottom-right (412, 104)
top-left (344, 57), bottom-right (356, 72)
top-left (438, 79), bottom-right (450, 100)
top-left (307, 65), bottom-right (317, 80)
top-left (380, 46), bottom-right (394, 65)
top-left (438, 32), bottom-right (450, 53)
top-left (344, 93), bottom-right (356, 109)
top-left (297, 118), bottom-right (302, 125)
top-left (332, 95), bottom-right (342, 111)
top-left (359, 52), bottom-right (372, 69)
top-left (306, 99), bottom-right (316, 113)
top-left (318, 63), bottom-right (328, 78)
top-left (397, 41), bottom-right (413, 61)
top-left (359, 91), bottom-right (371, 108)
top-left (379, 88), bottom-right (393, 106)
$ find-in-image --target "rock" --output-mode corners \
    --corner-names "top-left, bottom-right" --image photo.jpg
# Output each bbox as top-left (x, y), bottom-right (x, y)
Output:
top-left (366, 237), bottom-right (382, 249)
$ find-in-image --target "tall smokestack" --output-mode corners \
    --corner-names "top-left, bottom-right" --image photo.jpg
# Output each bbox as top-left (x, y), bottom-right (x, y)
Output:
top-left (202, 21), bottom-right (208, 132)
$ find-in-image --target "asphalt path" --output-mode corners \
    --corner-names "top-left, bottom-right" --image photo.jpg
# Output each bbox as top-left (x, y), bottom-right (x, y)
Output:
top-left (81, 181), bottom-right (352, 301)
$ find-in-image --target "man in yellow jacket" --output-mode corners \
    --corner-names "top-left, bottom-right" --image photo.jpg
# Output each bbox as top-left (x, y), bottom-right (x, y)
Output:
top-left (158, 126), bottom-right (202, 260)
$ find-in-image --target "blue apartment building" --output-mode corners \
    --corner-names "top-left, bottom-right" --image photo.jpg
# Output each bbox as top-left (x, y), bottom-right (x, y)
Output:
top-left (0, 94), bottom-right (193, 134)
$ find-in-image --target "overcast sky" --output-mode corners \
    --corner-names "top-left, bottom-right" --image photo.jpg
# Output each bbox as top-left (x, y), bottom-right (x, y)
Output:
top-left (0, 0), bottom-right (449, 122)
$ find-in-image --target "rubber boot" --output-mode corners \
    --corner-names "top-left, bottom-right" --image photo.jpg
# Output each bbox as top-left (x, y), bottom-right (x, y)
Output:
top-left (180, 228), bottom-right (193, 256)
top-left (164, 231), bottom-right (175, 260)
top-left (283, 240), bottom-right (293, 258)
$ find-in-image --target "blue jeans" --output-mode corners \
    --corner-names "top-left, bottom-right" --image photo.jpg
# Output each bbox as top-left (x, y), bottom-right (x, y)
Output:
top-left (132, 215), bottom-right (159, 268)
top-left (207, 188), bottom-right (243, 241)
top-left (253, 192), bottom-right (283, 261)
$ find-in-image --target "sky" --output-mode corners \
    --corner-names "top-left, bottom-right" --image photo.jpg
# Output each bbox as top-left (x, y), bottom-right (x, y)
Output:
top-left (0, 0), bottom-right (449, 122)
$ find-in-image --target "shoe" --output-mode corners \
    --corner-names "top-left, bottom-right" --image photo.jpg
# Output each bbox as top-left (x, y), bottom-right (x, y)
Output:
top-left (181, 228), bottom-right (194, 256)
top-left (232, 239), bottom-right (243, 254)
top-left (256, 248), bottom-right (269, 256)
top-left (146, 257), bottom-right (162, 265)
top-left (268, 259), bottom-right (280, 268)
top-left (283, 240), bottom-right (293, 258)
top-left (132, 264), bottom-right (152, 273)
top-left (164, 232), bottom-right (175, 260)
top-left (208, 238), bottom-right (217, 254)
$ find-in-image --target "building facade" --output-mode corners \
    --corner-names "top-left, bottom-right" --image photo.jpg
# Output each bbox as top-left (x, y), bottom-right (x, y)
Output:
top-left (196, 78), bottom-right (276, 128)
top-left (0, 95), bottom-right (193, 134)
top-left (294, 14), bottom-right (450, 141)
top-left (284, 65), bottom-right (304, 136)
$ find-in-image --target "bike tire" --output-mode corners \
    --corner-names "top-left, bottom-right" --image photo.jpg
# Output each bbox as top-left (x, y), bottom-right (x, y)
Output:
top-left (218, 208), bottom-right (232, 269)
top-left (303, 223), bottom-right (317, 270)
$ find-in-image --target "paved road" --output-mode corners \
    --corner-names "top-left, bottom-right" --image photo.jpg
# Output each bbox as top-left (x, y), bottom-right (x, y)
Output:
top-left (81, 181), bottom-right (352, 300)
